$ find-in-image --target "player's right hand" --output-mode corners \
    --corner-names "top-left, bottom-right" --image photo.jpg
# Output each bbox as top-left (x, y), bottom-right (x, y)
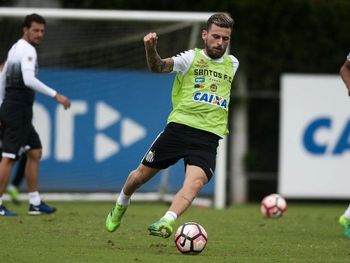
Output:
top-left (144, 32), bottom-right (158, 50)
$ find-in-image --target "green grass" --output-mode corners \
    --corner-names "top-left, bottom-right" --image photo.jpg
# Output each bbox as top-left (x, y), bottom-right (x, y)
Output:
top-left (0, 201), bottom-right (349, 262)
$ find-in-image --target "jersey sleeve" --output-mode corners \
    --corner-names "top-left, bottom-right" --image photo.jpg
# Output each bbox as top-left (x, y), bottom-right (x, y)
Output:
top-left (172, 50), bottom-right (195, 75)
top-left (21, 45), bottom-right (57, 97)
top-left (229, 55), bottom-right (239, 77)
top-left (22, 71), bottom-right (57, 97)
top-left (21, 45), bottom-right (37, 72)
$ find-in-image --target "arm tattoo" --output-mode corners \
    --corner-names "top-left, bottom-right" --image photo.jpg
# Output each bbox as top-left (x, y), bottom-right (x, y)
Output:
top-left (146, 49), bottom-right (173, 73)
top-left (159, 60), bottom-right (166, 72)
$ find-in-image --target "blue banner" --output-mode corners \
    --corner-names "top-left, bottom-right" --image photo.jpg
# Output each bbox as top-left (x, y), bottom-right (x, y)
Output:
top-left (28, 69), bottom-right (214, 195)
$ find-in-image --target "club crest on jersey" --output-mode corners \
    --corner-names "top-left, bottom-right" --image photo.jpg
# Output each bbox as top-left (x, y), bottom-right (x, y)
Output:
top-left (210, 84), bottom-right (217, 92)
top-left (145, 150), bottom-right (155, 163)
top-left (193, 92), bottom-right (228, 109)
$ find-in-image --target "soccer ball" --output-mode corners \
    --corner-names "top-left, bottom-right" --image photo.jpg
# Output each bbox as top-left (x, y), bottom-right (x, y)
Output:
top-left (174, 222), bottom-right (208, 254)
top-left (260, 193), bottom-right (287, 218)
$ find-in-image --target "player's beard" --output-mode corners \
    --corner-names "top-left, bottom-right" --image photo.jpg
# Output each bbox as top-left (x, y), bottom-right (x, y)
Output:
top-left (205, 42), bottom-right (226, 59)
top-left (29, 38), bottom-right (42, 46)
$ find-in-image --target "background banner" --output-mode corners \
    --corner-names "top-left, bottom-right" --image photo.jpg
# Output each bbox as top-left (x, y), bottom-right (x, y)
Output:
top-left (28, 69), bottom-right (215, 194)
top-left (279, 74), bottom-right (350, 198)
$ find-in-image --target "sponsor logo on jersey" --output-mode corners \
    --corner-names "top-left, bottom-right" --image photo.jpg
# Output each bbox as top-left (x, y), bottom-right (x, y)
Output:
top-left (195, 59), bottom-right (208, 68)
top-left (194, 83), bottom-right (205, 89)
top-left (193, 92), bottom-right (228, 109)
top-left (194, 69), bottom-right (232, 83)
top-left (195, 77), bottom-right (205, 83)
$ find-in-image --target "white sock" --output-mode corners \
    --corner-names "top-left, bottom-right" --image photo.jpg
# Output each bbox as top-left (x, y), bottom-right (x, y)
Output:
top-left (344, 204), bottom-right (350, 219)
top-left (117, 189), bottom-right (130, 207)
top-left (29, 191), bottom-right (41, 206)
top-left (0, 197), bottom-right (2, 206)
top-left (163, 211), bottom-right (177, 221)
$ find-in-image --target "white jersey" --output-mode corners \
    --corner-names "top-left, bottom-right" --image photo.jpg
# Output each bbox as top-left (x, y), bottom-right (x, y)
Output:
top-left (172, 49), bottom-right (239, 76)
top-left (2, 39), bottom-right (56, 105)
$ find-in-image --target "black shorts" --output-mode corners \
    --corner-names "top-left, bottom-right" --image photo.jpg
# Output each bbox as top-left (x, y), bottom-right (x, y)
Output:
top-left (142, 122), bottom-right (221, 181)
top-left (0, 101), bottom-right (42, 159)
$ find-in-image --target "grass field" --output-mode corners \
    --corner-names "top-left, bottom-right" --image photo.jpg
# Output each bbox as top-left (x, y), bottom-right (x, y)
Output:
top-left (1, 201), bottom-right (349, 263)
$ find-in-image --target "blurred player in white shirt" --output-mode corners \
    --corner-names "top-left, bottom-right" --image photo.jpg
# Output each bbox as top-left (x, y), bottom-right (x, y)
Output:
top-left (0, 14), bottom-right (71, 216)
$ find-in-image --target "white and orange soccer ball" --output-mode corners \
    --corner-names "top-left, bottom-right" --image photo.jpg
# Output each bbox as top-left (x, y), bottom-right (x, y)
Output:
top-left (260, 193), bottom-right (288, 218)
top-left (174, 222), bottom-right (208, 254)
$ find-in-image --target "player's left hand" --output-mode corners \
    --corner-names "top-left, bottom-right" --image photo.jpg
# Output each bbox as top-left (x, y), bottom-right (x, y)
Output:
top-left (54, 93), bottom-right (71, 109)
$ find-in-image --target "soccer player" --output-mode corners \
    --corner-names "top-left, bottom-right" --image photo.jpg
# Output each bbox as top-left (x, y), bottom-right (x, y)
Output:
top-left (105, 13), bottom-right (239, 238)
top-left (338, 52), bottom-right (350, 238)
top-left (0, 13), bottom-right (71, 216)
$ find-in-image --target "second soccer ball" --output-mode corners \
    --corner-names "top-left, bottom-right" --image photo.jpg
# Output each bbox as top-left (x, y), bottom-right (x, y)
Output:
top-left (260, 193), bottom-right (287, 218)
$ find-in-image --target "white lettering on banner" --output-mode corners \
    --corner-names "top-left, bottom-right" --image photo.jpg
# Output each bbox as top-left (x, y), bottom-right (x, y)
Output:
top-left (33, 103), bottom-right (51, 160)
top-left (121, 118), bottom-right (146, 147)
top-left (55, 101), bottom-right (88, 161)
top-left (95, 133), bottom-right (120, 162)
top-left (33, 101), bottom-right (147, 162)
top-left (95, 101), bottom-right (121, 129)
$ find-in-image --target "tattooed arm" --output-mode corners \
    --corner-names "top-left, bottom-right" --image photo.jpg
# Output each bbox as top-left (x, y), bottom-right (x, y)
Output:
top-left (143, 32), bottom-right (174, 73)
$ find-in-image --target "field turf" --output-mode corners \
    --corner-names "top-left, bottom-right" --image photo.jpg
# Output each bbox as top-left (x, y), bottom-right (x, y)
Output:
top-left (0, 201), bottom-right (349, 262)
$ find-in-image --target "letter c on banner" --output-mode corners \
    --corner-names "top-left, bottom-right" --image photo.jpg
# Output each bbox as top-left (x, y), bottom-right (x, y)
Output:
top-left (303, 118), bottom-right (331, 155)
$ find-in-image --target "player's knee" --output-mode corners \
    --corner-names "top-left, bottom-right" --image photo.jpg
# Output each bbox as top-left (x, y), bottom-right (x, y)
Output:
top-left (1, 157), bottom-right (15, 167)
top-left (26, 149), bottom-right (42, 161)
top-left (191, 177), bottom-right (205, 191)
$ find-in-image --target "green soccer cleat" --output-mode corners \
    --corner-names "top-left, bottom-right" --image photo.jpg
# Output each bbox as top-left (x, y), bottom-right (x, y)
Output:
top-left (148, 217), bottom-right (175, 238)
top-left (6, 185), bottom-right (20, 205)
top-left (105, 204), bottom-right (127, 232)
top-left (339, 215), bottom-right (350, 239)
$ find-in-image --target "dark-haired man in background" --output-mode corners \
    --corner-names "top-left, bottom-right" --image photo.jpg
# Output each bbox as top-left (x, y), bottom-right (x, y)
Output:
top-left (0, 13), bottom-right (71, 216)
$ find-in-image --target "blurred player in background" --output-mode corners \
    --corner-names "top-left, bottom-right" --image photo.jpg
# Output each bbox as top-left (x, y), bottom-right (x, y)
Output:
top-left (0, 62), bottom-right (26, 205)
top-left (338, 52), bottom-right (350, 238)
top-left (105, 13), bottom-right (239, 238)
top-left (0, 13), bottom-right (71, 216)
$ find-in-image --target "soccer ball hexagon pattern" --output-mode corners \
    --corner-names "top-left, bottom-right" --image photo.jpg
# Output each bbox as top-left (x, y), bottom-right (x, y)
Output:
top-left (174, 222), bottom-right (208, 254)
top-left (260, 193), bottom-right (288, 218)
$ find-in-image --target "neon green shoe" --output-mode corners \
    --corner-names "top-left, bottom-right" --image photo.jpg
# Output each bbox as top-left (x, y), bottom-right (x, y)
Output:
top-left (6, 185), bottom-right (20, 205)
top-left (148, 217), bottom-right (175, 238)
top-left (105, 204), bottom-right (127, 232)
top-left (339, 215), bottom-right (350, 239)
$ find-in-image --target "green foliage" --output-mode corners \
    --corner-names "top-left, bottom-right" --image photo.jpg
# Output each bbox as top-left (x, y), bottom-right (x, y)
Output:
top-left (1, 201), bottom-right (349, 262)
